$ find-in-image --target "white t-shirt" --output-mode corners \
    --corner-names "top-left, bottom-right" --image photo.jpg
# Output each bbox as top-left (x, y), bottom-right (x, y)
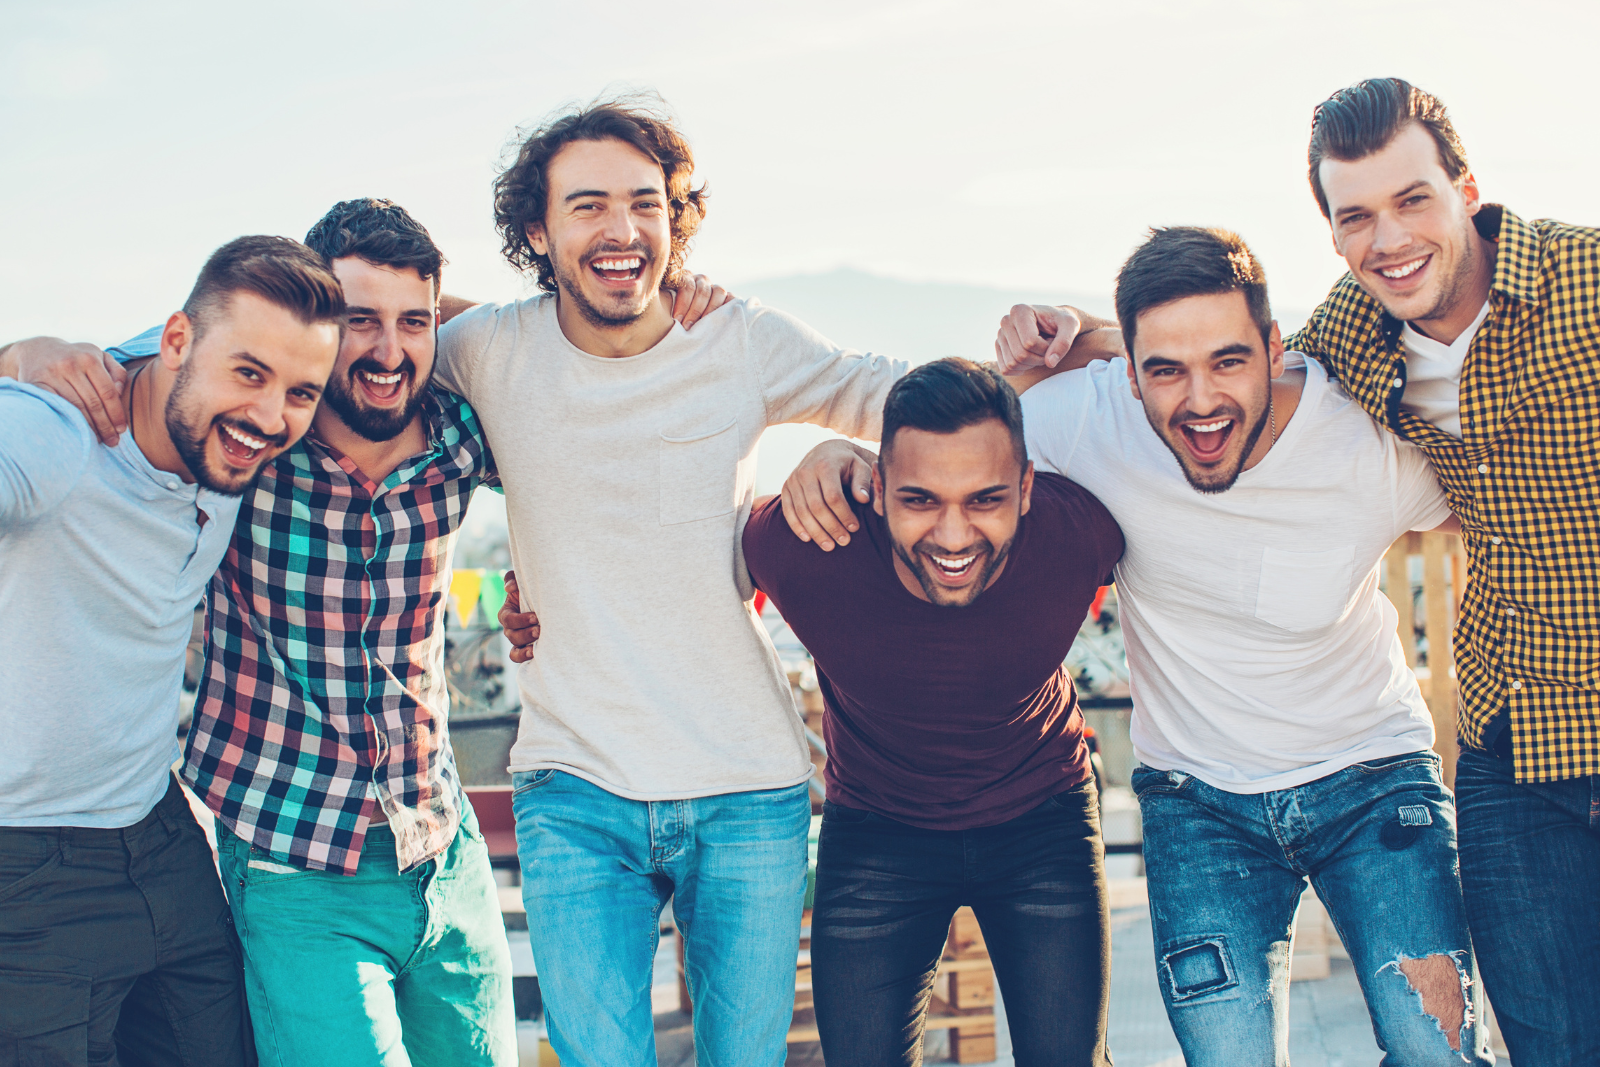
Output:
top-left (436, 295), bottom-right (905, 800)
top-left (1021, 356), bottom-right (1452, 793)
top-left (1399, 300), bottom-right (1490, 438)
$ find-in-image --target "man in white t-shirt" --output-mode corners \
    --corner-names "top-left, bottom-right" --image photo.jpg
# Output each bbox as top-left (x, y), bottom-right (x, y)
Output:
top-left (432, 98), bottom-right (907, 1066)
top-left (787, 227), bottom-right (1489, 1064)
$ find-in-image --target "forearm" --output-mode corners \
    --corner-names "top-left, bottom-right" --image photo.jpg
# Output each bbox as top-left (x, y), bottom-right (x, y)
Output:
top-left (1004, 325), bottom-right (1125, 394)
top-left (438, 295), bottom-right (479, 325)
top-left (0, 342), bottom-right (16, 379)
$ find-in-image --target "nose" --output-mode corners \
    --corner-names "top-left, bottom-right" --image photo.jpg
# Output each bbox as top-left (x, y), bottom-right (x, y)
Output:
top-left (932, 503), bottom-right (974, 550)
top-left (1186, 368), bottom-right (1225, 417)
top-left (373, 324), bottom-right (405, 370)
top-left (1371, 210), bottom-right (1412, 255)
top-left (600, 201), bottom-right (640, 246)
top-left (241, 390), bottom-right (288, 439)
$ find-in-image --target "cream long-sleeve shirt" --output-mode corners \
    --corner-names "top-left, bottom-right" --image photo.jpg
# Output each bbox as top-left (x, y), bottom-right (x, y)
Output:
top-left (436, 295), bottom-right (907, 798)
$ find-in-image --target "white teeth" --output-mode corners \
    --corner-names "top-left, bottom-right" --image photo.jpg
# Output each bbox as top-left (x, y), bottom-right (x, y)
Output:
top-left (1380, 258), bottom-right (1427, 279)
top-left (361, 371), bottom-right (403, 385)
top-left (593, 257), bottom-right (642, 271)
top-left (1188, 420), bottom-right (1232, 433)
top-left (222, 424), bottom-right (267, 450)
top-left (932, 555), bottom-right (976, 573)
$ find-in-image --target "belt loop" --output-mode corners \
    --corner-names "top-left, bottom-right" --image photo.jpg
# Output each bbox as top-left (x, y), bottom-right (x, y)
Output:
top-left (154, 804), bottom-right (179, 837)
top-left (59, 827), bottom-right (73, 867)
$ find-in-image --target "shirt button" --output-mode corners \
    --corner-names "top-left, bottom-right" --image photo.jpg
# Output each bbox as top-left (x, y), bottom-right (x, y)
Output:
top-left (1392, 377), bottom-right (1404, 388)
top-left (1477, 464), bottom-right (1489, 474)
top-left (1491, 536), bottom-right (1503, 545)
top-left (1506, 607), bottom-right (1517, 616)
top-left (1510, 680), bottom-right (1523, 691)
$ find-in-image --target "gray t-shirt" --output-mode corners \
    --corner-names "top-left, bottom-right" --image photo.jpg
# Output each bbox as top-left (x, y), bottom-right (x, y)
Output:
top-left (436, 295), bottom-right (906, 799)
top-left (0, 382), bottom-right (240, 826)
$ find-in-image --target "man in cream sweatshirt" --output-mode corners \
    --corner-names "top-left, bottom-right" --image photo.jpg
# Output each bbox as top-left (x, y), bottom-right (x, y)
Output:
top-left (436, 98), bottom-right (905, 1065)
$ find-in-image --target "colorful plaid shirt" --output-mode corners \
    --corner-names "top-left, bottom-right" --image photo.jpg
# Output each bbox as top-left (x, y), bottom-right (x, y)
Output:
top-left (182, 389), bottom-right (496, 873)
top-left (1286, 205), bottom-right (1600, 783)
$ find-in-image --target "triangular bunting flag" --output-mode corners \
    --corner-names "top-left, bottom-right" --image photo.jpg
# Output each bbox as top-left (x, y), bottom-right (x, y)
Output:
top-left (479, 571), bottom-right (508, 627)
top-left (449, 569), bottom-right (484, 627)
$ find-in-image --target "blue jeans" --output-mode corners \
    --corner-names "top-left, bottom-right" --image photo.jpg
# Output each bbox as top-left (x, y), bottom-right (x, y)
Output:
top-left (512, 769), bottom-right (812, 1067)
top-left (215, 803), bottom-right (516, 1067)
top-left (1455, 744), bottom-right (1600, 1065)
top-left (1133, 752), bottom-right (1491, 1066)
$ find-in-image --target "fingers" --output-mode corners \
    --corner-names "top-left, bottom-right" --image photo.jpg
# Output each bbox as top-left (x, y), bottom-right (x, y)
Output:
top-left (673, 274), bottom-right (730, 329)
top-left (995, 304), bottom-right (1053, 373)
top-left (780, 468), bottom-right (855, 551)
top-left (1041, 306), bottom-right (1082, 367)
top-left (498, 571), bottom-right (539, 662)
top-left (847, 455), bottom-right (874, 504)
top-left (79, 352), bottom-right (129, 444)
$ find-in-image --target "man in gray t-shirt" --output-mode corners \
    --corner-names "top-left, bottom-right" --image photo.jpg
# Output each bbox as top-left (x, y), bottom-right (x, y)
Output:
top-left (0, 237), bottom-right (340, 1066)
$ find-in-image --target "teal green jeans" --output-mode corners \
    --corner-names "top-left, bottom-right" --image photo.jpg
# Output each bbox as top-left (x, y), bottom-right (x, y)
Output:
top-left (215, 804), bottom-right (516, 1067)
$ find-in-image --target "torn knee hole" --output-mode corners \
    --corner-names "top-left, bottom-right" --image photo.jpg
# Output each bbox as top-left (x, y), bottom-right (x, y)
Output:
top-left (1391, 953), bottom-right (1471, 1053)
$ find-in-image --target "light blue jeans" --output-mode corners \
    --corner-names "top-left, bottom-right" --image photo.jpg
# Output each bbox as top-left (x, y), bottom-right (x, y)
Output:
top-left (1134, 752), bottom-right (1492, 1066)
top-left (512, 769), bottom-right (811, 1067)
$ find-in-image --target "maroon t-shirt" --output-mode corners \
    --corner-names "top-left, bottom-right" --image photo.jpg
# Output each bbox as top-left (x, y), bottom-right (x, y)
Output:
top-left (744, 471), bottom-right (1123, 830)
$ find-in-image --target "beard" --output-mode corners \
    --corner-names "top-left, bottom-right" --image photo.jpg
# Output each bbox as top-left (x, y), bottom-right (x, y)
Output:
top-left (890, 531), bottom-right (1015, 608)
top-left (164, 360), bottom-right (287, 496)
top-left (1149, 394), bottom-right (1272, 495)
top-left (550, 239), bottom-right (663, 329)
top-left (1410, 215), bottom-right (1483, 324)
top-left (321, 355), bottom-right (432, 442)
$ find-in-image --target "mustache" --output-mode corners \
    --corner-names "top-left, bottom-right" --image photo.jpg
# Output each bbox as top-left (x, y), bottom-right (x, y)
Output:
top-left (1167, 403), bottom-right (1246, 431)
top-left (349, 356), bottom-right (417, 380)
top-left (581, 241), bottom-right (654, 265)
top-left (215, 414), bottom-right (288, 449)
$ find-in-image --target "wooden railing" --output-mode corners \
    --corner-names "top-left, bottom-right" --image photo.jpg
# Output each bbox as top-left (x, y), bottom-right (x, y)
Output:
top-left (1381, 532), bottom-right (1468, 786)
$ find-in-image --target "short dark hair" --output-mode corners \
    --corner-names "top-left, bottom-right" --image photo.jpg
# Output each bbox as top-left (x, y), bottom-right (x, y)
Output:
top-left (881, 358), bottom-right (1025, 468)
top-left (182, 235), bottom-right (345, 341)
top-left (492, 92), bottom-right (708, 292)
top-left (303, 198), bottom-right (445, 297)
top-left (1114, 227), bottom-right (1271, 356)
top-left (1307, 77), bottom-right (1469, 218)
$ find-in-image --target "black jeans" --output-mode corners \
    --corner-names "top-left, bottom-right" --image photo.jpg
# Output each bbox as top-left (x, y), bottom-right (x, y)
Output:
top-left (1455, 744), bottom-right (1600, 1066)
top-left (810, 778), bottom-right (1111, 1067)
top-left (0, 774), bottom-right (252, 1067)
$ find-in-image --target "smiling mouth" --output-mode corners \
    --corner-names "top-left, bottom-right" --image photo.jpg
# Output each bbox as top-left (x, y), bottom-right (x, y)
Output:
top-left (924, 551), bottom-right (980, 584)
top-left (357, 368), bottom-right (407, 403)
top-left (1180, 417), bottom-right (1235, 463)
top-left (590, 255), bottom-right (644, 283)
top-left (218, 422), bottom-right (267, 466)
top-left (1377, 254), bottom-right (1431, 282)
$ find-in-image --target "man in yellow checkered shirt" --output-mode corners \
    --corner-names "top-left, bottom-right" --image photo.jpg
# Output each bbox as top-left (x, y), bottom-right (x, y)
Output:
top-left (1284, 78), bottom-right (1596, 1066)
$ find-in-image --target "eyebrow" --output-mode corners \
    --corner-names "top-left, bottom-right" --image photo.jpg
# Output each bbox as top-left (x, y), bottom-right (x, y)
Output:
top-left (1334, 180), bottom-right (1432, 222)
top-left (894, 483), bottom-right (1012, 500)
top-left (563, 185), bottom-right (664, 203)
top-left (346, 305), bottom-right (433, 319)
top-left (231, 351), bottom-right (323, 394)
top-left (1140, 343), bottom-right (1254, 372)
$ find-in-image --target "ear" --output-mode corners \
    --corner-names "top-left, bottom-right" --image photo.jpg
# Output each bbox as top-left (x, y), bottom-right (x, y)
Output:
top-left (527, 223), bottom-right (550, 258)
top-left (1126, 353), bottom-right (1142, 401)
top-left (1267, 321), bottom-right (1285, 379)
top-left (1018, 460), bottom-right (1035, 518)
top-left (160, 311), bottom-right (192, 371)
top-left (871, 463), bottom-right (886, 517)
top-left (1460, 171), bottom-right (1482, 217)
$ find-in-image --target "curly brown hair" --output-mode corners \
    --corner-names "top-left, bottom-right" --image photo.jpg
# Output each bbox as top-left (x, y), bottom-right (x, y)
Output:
top-left (493, 93), bottom-right (708, 292)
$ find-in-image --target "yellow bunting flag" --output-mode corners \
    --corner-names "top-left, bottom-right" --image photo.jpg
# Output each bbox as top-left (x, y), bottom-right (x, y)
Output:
top-left (449, 569), bottom-right (484, 627)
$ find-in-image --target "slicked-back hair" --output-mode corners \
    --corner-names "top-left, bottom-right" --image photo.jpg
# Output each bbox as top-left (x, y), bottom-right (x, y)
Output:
top-left (1115, 227), bottom-right (1272, 357)
top-left (304, 198), bottom-right (445, 297)
top-left (1308, 77), bottom-right (1469, 218)
top-left (881, 358), bottom-right (1026, 469)
top-left (493, 92), bottom-right (707, 292)
top-left (182, 235), bottom-right (345, 342)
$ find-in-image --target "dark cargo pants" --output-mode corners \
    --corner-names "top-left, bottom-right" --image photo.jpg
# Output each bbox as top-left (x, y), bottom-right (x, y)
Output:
top-left (0, 774), bottom-right (251, 1066)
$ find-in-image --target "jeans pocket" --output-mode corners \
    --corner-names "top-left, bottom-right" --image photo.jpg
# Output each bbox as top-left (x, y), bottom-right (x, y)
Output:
top-left (0, 845), bottom-right (62, 906)
top-left (1131, 765), bottom-right (1190, 799)
top-left (0, 959), bottom-right (92, 1051)
top-left (821, 800), bottom-right (873, 825)
top-left (1352, 751), bottom-right (1441, 776)
top-left (511, 768), bottom-right (557, 797)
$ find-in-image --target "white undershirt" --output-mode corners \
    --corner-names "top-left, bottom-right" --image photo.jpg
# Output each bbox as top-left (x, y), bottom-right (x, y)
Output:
top-left (1399, 300), bottom-right (1490, 438)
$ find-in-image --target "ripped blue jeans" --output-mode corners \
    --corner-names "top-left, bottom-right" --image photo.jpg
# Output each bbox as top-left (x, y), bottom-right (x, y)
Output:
top-left (1134, 752), bottom-right (1492, 1066)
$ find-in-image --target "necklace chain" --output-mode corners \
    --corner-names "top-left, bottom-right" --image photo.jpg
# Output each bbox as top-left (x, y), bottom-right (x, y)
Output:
top-left (1269, 390), bottom-right (1277, 445)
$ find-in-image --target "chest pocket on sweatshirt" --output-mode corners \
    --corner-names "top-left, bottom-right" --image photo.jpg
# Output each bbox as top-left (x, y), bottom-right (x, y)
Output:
top-left (660, 419), bottom-right (739, 526)
top-left (1253, 545), bottom-right (1355, 633)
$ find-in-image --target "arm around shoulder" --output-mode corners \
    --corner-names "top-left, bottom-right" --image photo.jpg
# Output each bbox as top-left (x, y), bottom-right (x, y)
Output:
top-left (746, 301), bottom-right (909, 442)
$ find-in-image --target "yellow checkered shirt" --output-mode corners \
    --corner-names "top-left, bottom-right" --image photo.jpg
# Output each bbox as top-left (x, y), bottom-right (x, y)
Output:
top-left (1287, 205), bottom-right (1600, 783)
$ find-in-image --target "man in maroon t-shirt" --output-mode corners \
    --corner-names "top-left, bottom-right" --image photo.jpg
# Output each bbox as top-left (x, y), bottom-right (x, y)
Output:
top-left (743, 358), bottom-right (1123, 1067)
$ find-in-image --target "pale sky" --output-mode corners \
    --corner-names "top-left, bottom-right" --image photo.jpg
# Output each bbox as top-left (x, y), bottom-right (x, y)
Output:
top-left (3, 0), bottom-right (1595, 345)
